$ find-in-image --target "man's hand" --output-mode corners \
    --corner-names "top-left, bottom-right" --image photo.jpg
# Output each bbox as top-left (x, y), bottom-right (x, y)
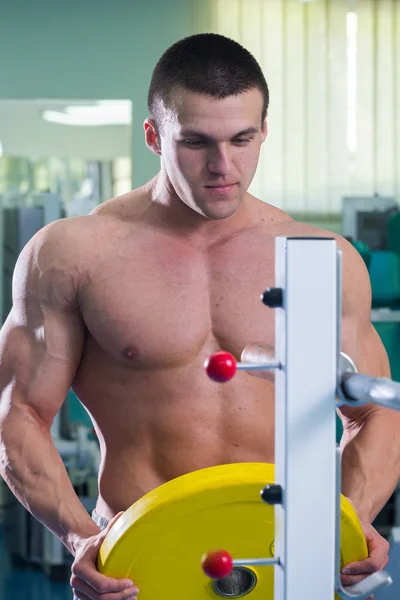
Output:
top-left (241, 343), bottom-right (274, 382)
top-left (341, 519), bottom-right (389, 600)
top-left (71, 512), bottom-right (140, 599)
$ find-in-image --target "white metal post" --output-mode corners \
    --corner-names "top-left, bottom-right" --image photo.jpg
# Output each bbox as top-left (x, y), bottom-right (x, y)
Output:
top-left (273, 237), bottom-right (338, 599)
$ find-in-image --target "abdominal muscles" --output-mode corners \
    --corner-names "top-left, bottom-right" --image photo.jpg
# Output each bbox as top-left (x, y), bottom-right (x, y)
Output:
top-left (73, 351), bottom-right (275, 512)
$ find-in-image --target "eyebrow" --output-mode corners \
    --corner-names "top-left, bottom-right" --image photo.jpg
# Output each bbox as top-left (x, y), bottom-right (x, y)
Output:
top-left (180, 127), bottom-right (259, 140)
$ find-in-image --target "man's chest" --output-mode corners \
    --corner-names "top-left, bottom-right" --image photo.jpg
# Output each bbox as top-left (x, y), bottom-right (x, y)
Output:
top-left (80, 233), bottom-right (276, 366)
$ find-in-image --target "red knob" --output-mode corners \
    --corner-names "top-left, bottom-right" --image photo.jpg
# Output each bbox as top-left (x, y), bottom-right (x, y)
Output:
top-left (201, 549), bottom-right (233, 579)
top-left (204, 351), bottom-right (237, 383)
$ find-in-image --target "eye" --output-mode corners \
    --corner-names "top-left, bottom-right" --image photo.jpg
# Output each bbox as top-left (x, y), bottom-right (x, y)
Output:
top-left (184, 140), bottom-right (208, 147)
top-left (233, 138), bottom-right (252, 145)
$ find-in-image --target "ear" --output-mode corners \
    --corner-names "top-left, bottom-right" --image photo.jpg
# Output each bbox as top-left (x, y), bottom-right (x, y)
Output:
top-left (261, 116), bottom-right (268, 142)
top-left (144, 118), bottom-right (162, 155)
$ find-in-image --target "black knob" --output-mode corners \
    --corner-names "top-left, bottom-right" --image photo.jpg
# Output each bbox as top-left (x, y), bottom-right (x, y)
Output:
top-left (261, 288), bottom-right (283, 308)
top-left (261, 484), bottom-right (283, 505)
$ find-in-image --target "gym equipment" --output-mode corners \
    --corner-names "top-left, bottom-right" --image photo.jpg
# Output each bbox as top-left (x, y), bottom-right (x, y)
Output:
top-left (387, 212), bottom-right (400, 257)
top-left (368, 252), bottom-right (400, 309)
top-left (350, 240), bottom-right (371, 269)
top-left (342, 195), bottom-right (398, 251)
top-left (98, 237), bottom-right (400, 599)
top-left (98, 462), bottom-right (367, 599)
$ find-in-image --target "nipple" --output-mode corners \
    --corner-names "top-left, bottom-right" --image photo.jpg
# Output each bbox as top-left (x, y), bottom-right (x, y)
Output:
top-left (122, 345), bottom-right (140, 360)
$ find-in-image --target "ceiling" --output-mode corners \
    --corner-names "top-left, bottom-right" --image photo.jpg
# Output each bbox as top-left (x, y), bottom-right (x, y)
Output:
top-left (0, 99), bottom-right (132, 161)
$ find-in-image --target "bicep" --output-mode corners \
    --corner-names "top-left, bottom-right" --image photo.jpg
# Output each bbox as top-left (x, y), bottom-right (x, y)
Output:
top-left (338, 238), bottom-right (390, 423)
top-left (0, 233), bottom-right (85, 428)
top-left (340, 239), bottom-right (390, 379)
top-left (0, 306), bottom-right (84, 424)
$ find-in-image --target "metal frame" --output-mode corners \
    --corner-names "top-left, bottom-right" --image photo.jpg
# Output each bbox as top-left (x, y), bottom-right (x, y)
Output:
top-left (273, 237), bottom-right (338, 598)
top-left (231, 237), bottom-right (393, 598)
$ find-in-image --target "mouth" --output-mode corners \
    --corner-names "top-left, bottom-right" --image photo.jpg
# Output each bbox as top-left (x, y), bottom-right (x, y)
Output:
top-left (204, 183), bottom-right (238, 194)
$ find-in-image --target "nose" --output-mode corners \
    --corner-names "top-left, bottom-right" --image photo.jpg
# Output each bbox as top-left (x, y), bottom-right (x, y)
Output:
top-left (207, 143), bottom-right (231, 176)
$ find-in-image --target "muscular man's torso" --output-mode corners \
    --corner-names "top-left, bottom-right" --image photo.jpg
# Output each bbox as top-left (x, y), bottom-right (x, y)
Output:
top-left (69, 192), bottom-right (297, 519)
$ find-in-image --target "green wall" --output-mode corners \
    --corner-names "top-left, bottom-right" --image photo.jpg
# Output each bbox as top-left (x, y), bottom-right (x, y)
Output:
top-left (0, 0), bottom-right (209, 187)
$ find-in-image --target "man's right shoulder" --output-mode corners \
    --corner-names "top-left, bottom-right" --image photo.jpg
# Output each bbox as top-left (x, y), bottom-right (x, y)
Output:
top-left (22, 215), bottom-right (94, 260)
top-left (22, 186), bottom-right (147, 264)
top-left (14, 215), bottom-right (100, 305)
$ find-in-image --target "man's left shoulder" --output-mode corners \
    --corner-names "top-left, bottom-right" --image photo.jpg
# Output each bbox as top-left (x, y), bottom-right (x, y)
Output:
top-left (275, 221), bottom-right (355, 253)
top-left (274, 222), bottom-right (368, 283)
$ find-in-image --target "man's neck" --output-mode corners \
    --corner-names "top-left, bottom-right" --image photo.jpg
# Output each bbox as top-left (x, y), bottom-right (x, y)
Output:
top-left (146, 172), bottom-right (254, 247)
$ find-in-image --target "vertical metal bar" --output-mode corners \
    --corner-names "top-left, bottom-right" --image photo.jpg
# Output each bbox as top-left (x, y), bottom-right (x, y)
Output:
top-left (274, 237), bottom-right (338, 599)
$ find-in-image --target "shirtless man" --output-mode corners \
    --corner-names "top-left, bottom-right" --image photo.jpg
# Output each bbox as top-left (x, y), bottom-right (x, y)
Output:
top-left (0, 33), bottom-right (398, 600)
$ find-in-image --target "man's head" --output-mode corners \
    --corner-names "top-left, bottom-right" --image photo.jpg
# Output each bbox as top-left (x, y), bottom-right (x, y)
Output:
top-left (145, 33), bottom-right (269, 220)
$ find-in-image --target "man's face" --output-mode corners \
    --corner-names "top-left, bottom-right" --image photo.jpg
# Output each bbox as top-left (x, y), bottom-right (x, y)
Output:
top-left (155, 87), bottom-right (267, 220)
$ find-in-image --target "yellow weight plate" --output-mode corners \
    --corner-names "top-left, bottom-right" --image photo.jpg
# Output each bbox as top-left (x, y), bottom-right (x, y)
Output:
top-left (98, 463), bottom-right (367, 599)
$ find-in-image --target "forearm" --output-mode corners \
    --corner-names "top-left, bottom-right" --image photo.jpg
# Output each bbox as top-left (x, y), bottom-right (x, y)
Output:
top-left (0, 402), bottom-right (100, 555)
top-left (340, 408), bottom-right (400, 523)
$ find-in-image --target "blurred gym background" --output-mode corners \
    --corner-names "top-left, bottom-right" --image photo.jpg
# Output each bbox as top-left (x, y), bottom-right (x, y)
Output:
top-left (0, 0), bottom-right (399, 598)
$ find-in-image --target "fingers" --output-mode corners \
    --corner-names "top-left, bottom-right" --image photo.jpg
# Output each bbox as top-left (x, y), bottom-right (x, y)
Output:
top-left (340, 526), bottom-right (390, 593)
top-left (71, 563), bottom-right (135, 596)
top-left (71, 511), bottom-right (138, 600)
top-left (96, 512), bottom-right (125, 544)
top-left (342, 558), bottom-right (387, 576)
top-left (341, 572), bottom-right (371, 587)
top-left (105, 512), bottom-right (125, 531)
top-left (72, 577), bottom-right (139, 600)
top-left (342, 547), bottom-right (389, 576)
top-left (91, 511), bottom-right (126, 553)
top-left (73, 593), bottom-right (138, 600)
top-left (342, 561), bottom-right (377, 576)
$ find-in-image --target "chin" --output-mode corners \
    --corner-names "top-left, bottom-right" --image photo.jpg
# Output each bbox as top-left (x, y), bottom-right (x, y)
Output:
top-left (194, 194), bottom-right (242, 220)
top-left (203, 204), bottom-right (240, 221)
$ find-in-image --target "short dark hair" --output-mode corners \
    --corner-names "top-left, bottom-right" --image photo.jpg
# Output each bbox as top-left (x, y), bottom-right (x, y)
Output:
top-left (148, 33), bottom-right (269, 130)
